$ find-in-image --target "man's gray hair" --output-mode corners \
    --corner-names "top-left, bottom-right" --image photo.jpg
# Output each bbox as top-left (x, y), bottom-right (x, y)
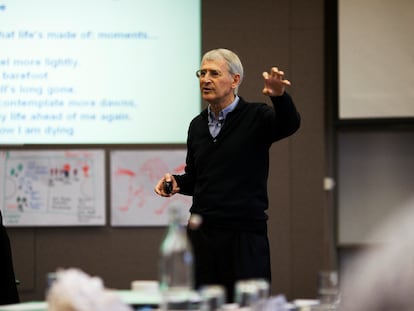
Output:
top-left (201, 48), bottom-right (244, 95)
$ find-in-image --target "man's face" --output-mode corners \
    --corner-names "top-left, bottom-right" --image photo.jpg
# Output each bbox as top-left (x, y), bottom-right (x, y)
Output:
top-left (198, 58), bottom-right (239, 106)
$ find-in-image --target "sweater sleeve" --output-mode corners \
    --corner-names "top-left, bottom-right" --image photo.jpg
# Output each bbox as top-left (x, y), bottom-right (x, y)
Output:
top-left (173, 161), bottom-right (195, 196)
top-left (172, 122), bottom-right (196, 196)
top-left (268, 92), bottom-right (301, 142)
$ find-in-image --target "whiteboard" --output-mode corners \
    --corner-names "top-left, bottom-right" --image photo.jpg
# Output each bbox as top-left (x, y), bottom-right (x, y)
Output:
top-left (110, 150), bottom-right (192, 226)
top-left (0, 149), bottom-right (105, 226)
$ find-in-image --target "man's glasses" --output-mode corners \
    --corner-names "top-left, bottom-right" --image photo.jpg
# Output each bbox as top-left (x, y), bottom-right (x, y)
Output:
top-left (196, 69), bottom-right (222, 79)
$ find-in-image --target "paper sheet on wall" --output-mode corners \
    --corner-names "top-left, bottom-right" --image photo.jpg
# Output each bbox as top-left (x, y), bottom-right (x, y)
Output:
top-left (0, 150), bottom-right (105, 226)
top-left (110, 150), bottom-right (192, 226)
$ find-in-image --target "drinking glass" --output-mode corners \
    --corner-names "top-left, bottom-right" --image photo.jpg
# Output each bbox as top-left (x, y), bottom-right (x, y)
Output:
top-left (199, 285), bottom-right (226, 311)
top-left (234, 280), bottom-right (260, 308)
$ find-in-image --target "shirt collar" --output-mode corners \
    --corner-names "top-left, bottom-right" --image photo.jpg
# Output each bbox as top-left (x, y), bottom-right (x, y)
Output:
top-left (208, 96), bottom-right (240, 122)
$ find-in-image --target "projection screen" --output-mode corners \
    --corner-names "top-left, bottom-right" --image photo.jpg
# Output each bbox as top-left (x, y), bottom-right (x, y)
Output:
top-left (0, 0), bottom-right (201, 144)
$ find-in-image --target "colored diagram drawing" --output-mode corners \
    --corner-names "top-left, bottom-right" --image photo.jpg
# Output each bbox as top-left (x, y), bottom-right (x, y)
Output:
top-left (0, 150), bottom-right (105, 226)
top-left (110, 150), bottom-right (191, 226)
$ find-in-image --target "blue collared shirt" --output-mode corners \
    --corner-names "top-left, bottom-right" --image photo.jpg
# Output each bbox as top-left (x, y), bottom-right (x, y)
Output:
top-left (208, 96), bottom-right (239, 138)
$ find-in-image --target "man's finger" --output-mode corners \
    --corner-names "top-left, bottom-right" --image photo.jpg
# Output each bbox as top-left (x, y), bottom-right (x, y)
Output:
top-left (282, 79), bottom-right (291, 86)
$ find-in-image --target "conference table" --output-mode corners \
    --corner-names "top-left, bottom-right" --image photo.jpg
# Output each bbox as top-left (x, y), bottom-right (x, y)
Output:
top-left (0, 290), bottom-right (163, 311)
top-left (0, 290), bottom-right (318, 311)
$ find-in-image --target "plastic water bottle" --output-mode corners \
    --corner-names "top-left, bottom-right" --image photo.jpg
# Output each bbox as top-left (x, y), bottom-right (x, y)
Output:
top-left (159, 206), bottom-right (194, 310)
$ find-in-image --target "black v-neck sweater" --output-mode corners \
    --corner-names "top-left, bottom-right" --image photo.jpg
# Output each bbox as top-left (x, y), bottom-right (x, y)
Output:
top-left (174, 93), bottom-right (300, 232)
